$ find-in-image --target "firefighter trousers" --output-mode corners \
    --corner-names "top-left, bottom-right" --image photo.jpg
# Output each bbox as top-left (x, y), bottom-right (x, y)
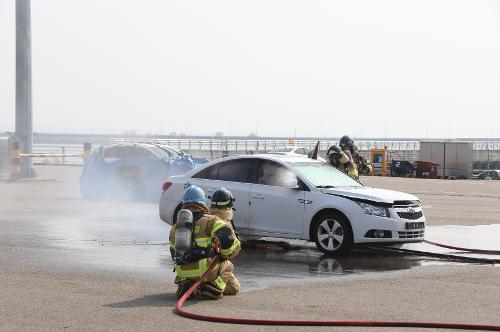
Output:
top-left (220, 260), bottom-right (240, 295)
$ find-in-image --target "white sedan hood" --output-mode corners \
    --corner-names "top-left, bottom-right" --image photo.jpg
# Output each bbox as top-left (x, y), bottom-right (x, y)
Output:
top-left (321, 187), bottom-right (419, 204)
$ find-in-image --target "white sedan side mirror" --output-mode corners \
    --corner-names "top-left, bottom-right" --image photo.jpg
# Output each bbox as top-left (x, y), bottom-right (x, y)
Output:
top-left (283, 178), bottom-right (300, 190)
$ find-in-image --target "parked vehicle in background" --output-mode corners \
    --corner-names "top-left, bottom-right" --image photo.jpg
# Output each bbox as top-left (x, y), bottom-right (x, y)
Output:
top-left (476, 170), bottom-right (500, 180)
top-left (159, 154), bottom-right (425, 255)
top-left (414, 161), bottom-right (439, 178)
top-left (390, 160), bottom-right (416, 177)
top-left (268, 146), bottom-right (326, 162)
top-left (80, 143), bottom-right (202, 201)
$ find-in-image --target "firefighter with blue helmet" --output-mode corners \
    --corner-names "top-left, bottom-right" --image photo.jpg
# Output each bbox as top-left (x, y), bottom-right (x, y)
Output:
top-left (181, 185), bottom-right (207, 205)
top-left (169, 185), bottom-right (241, 299)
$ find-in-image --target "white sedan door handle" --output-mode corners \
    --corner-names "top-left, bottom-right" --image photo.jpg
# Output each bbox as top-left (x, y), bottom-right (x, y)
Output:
top-left (298, 199), bottom-right (313, 204)
top-left (252, 194), bottom-right (265, 200)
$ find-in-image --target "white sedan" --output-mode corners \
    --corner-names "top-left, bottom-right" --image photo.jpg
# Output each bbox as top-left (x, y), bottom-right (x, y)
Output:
top-left (159, 155), bottom-right (425, 255)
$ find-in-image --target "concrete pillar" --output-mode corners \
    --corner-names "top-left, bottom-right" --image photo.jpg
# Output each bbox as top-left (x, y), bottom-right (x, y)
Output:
top-left (15, 0), bottom-right (35, 177)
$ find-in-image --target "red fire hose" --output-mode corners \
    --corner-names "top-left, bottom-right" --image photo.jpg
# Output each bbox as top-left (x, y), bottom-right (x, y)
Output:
top-left (424, 240), bottom-right (500, 255)
top-left (175, 259), bottom-right (500, 331)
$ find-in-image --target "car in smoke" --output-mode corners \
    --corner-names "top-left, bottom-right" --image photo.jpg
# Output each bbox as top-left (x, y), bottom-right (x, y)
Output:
top-left (156, 144), bottom-right (209, 168)
top-left (159, 154), bottom-right (425, 255)
top-left (268, 146), bottom-right (326, 162)
top-left (80, 143), bottom-right (202, 201)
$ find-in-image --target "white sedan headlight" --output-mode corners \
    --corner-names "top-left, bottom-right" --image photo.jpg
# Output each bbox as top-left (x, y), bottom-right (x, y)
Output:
top-left (355, 201), bottom-right (390, 218)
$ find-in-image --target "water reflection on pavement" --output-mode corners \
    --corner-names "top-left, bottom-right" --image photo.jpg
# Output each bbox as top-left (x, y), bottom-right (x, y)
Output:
top-left (38, 213), bottom-right (481, 290)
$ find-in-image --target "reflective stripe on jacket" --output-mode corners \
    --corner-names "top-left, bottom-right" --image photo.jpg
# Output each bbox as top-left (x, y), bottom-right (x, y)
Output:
top-left (208, 208), bottom-right (241, 259)
top-left (347, 164), bottom-right (359, 179)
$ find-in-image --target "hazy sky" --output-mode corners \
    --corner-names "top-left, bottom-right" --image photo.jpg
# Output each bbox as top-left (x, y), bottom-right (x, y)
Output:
top-left (1, 0), bottom-right (499, 137)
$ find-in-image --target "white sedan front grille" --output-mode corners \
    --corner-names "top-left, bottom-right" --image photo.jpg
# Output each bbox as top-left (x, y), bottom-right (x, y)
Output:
top-left (398, 230), bottom-right (425, 239)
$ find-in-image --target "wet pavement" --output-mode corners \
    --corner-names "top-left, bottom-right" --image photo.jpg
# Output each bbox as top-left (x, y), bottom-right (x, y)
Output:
top-left (29, 210), bottom-right (497, 292)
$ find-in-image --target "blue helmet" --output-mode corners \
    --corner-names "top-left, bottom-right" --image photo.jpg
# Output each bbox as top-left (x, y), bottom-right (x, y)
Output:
top-left (182, 185), bottom-right (207, 205)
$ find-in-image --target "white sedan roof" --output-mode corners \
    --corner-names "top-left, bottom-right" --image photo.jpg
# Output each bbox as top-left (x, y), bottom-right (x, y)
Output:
top-left (213, 154), bottom-right (322, 164)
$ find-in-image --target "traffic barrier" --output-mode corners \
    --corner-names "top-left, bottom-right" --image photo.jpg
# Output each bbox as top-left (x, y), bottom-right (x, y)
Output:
top-left (9, 141), bottom-right (21, 181)
top-left (8, 142), bottom-right (92, 180)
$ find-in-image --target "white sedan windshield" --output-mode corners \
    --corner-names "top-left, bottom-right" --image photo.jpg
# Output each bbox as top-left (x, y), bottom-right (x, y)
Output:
top-left (290, 162), bottom-right (363, 188)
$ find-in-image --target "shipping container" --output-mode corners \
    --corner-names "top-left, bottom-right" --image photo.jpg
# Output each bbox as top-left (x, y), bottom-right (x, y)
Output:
top-left (419, 141), bottom-right (473, 178)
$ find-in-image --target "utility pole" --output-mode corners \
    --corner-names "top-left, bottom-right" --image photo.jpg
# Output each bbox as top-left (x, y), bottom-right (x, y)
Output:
top-left (487, 142), bottom-right (490, 170)
top-left (16, 0), bottom-right (35, 177)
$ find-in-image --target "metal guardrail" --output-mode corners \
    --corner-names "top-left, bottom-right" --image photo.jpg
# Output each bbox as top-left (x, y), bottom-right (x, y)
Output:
top-left (29, 139), bottom-right (499, 166)
top-left (32, 144), bottom-right (88, 165)
top-left (117, 138), bottom-right (423, 152)
top-left (113, 137), bottom-right (500, 150)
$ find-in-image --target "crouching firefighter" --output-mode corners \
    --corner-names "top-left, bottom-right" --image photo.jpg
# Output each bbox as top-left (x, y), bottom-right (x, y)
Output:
top-left (209, 187), bottom-right (239, 235)
top-left (208, 188), bottom-right (241, 295)
top-left (169, 185), bottom-right (241, 300)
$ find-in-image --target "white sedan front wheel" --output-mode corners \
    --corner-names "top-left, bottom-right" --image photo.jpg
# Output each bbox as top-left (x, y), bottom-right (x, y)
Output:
top-left (312, 213), bottom-right (353, 255)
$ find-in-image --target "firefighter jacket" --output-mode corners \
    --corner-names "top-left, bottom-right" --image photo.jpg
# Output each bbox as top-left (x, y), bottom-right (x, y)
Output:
top-left (346, 164), bottom-right (359, 180)
top-left (169, 211), bottom-right (241, 291)
top-left (208, 207), bottom-right (233, 225)
top-left (349, 145), bottom-right (373, 176)
top-left (327, 145), bottom-right (359, 179)
top-left (335, 150), bottom-right (359, 179)
top-left (208, 208), bottom-right (241, 259)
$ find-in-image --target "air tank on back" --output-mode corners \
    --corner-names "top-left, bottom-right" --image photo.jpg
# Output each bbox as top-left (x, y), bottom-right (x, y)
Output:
top-left (174, 209), bottom-right (194, 255)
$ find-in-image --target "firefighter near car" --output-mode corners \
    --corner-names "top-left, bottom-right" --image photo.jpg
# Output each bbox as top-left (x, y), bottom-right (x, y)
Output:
top-left (169, 185), bottom-right (241, 300)
top-left (209, 188), bottom-right (240, 240)
top-left (339, 135), bottom-right (373, 177)
top-left (326, 144), bottom-right (359, 179)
